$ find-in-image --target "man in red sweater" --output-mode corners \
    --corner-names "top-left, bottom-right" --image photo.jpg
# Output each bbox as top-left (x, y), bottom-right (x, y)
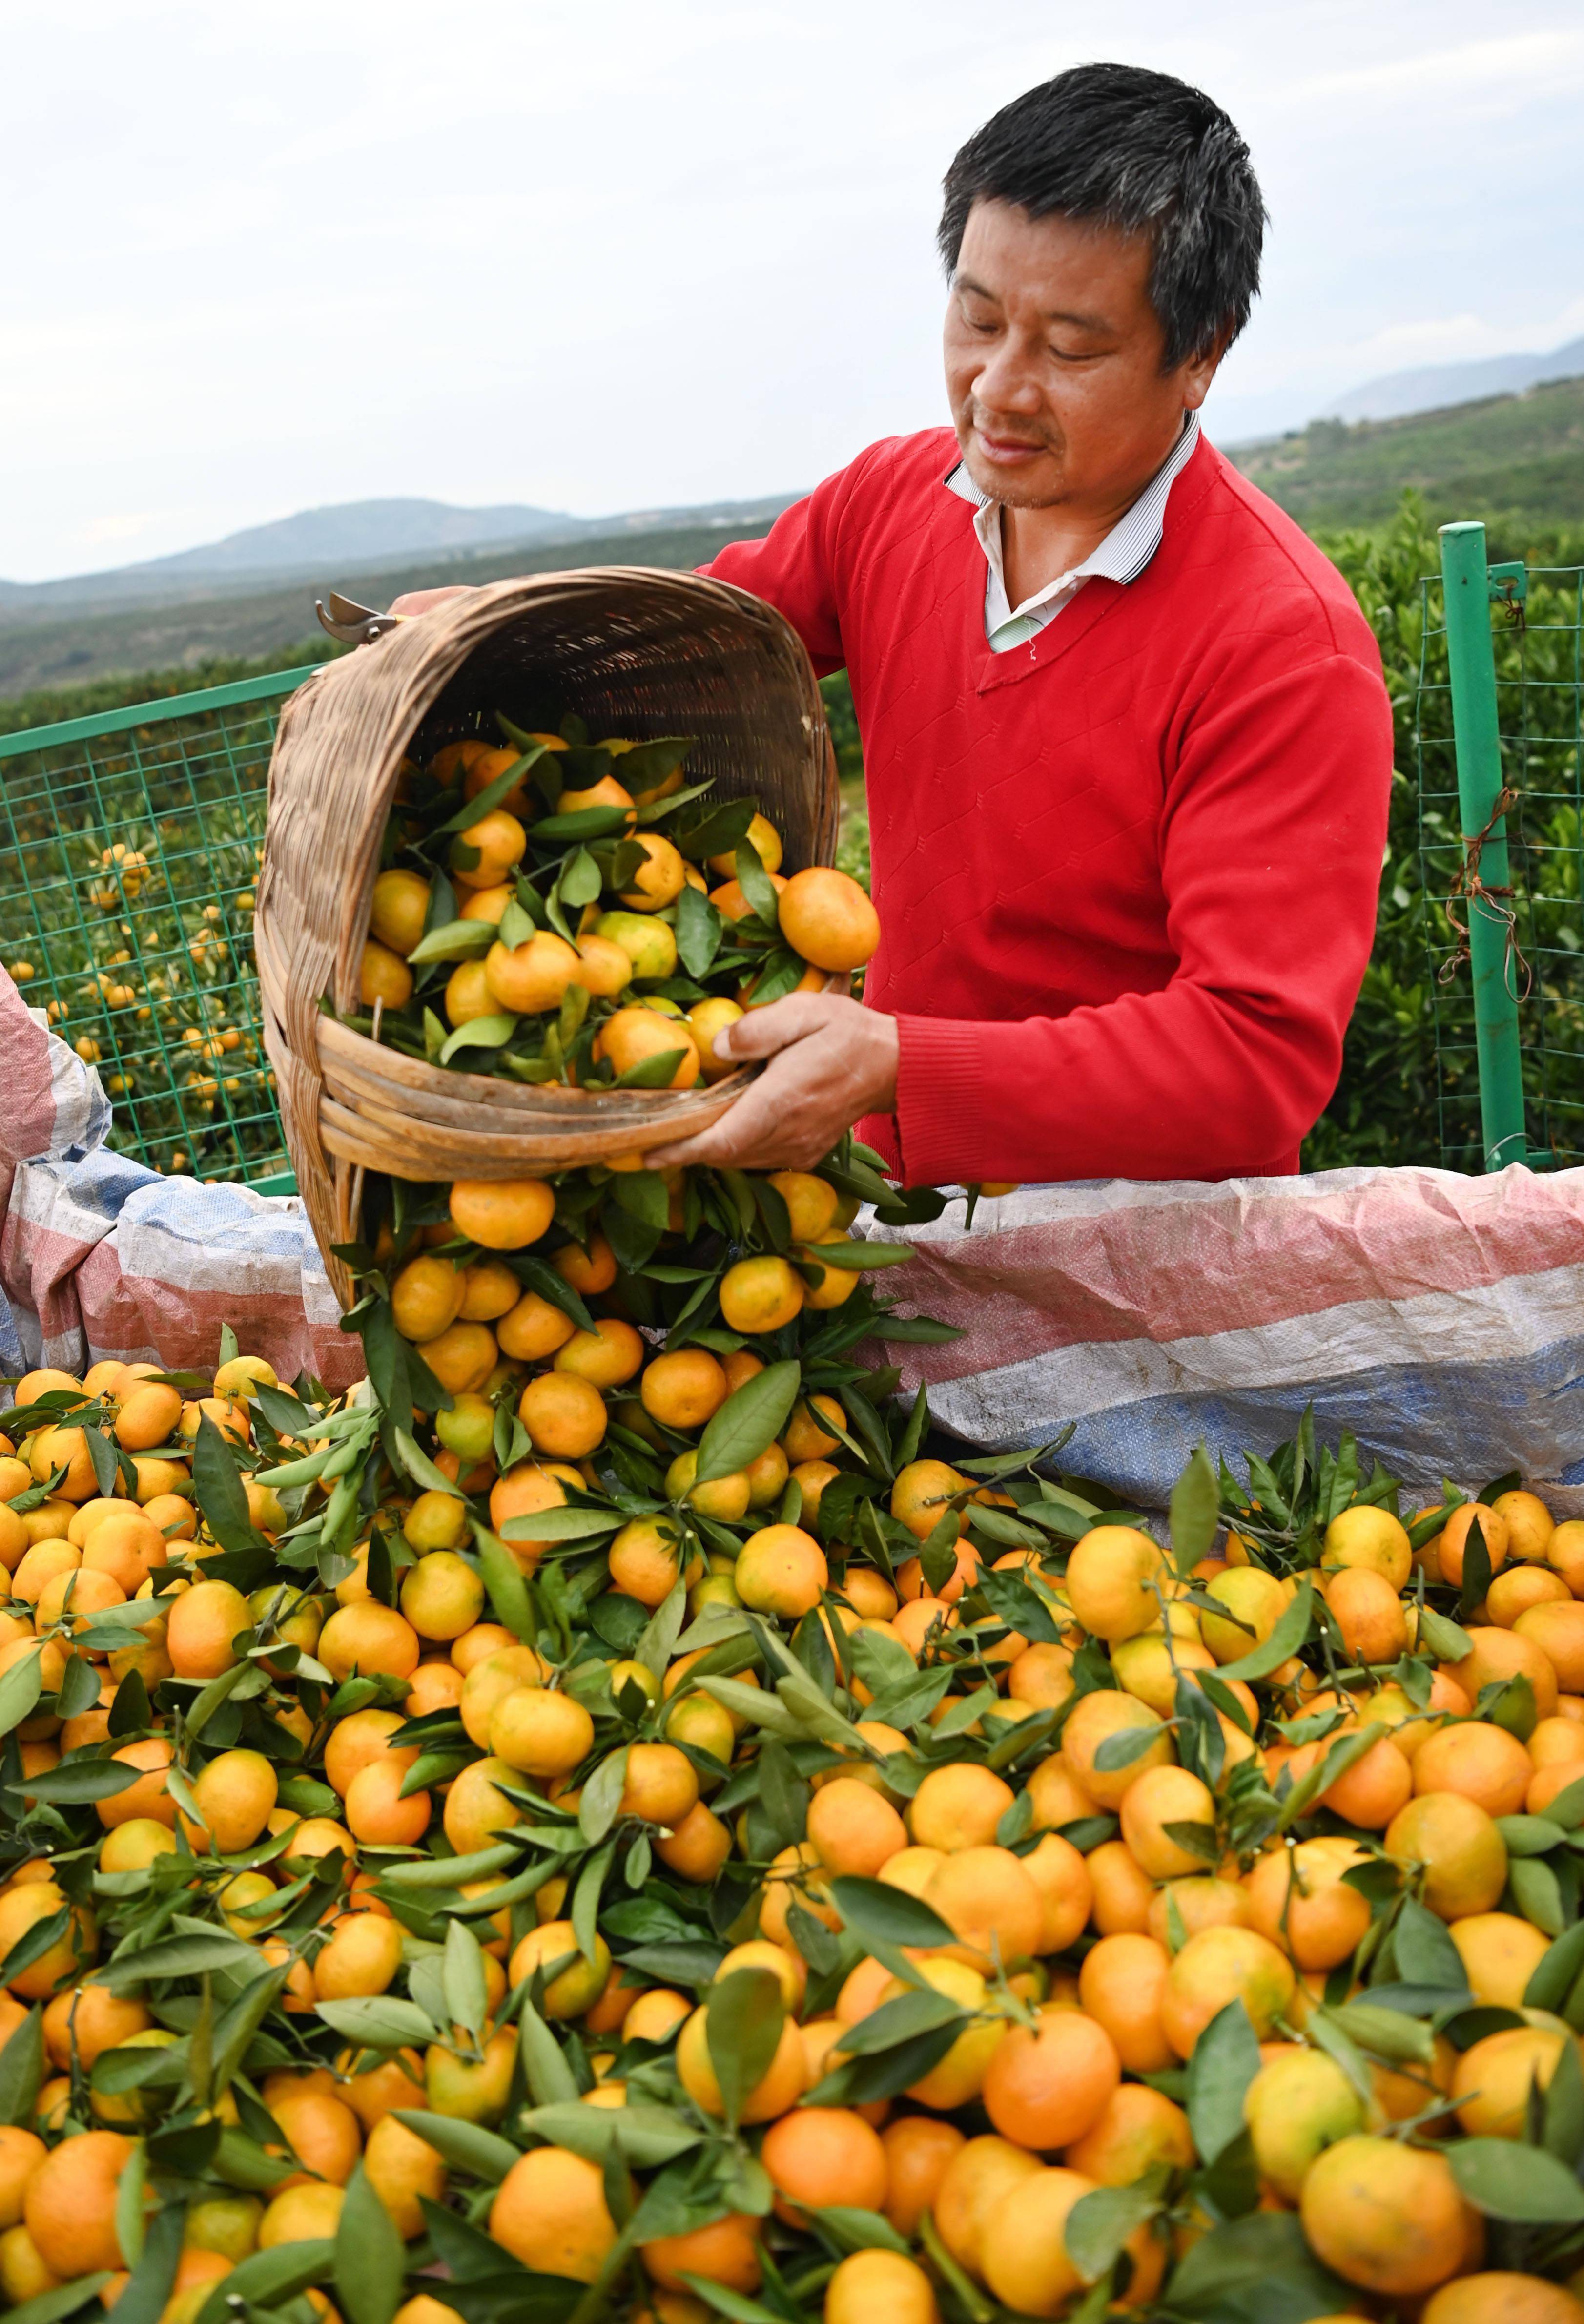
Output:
top-left (646, 63), bottom-right (1393, 1187)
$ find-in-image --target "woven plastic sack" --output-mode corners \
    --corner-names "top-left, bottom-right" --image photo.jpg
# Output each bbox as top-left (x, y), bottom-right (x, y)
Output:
top-left (0, 970), bottom-right (358, 1388)
top-left (869, 1166), bottom-right (1584, 1517)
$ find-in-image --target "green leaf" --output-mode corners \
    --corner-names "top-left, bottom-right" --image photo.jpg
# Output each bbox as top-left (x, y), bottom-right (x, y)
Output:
top-left (0, 2282), bottom-right (115, 2324)
top-left (114, 2141), bottom-right (148, 2275)
top-left (438, 1014), bottom-right (519, 1066)
top-left (405, 919), bottom-right (495, 966)
top-left (98, 1930), bottom-right (263, 1990)
top-left (443, 1917), bottom-right (489, 2042)
top-left (431, 750), bottom-right (543, 834)
top-left (391, 1427), bottom-right (464, 1498)
top-left (1214, 1581), bottom-right (1315, 1682)
top-left (1510, 1855), bottom-right (1566, 1937)
top-left (389, 2110), bottom-right (520, 2182)
top-left (634, 1581), bottom-right (688, 1686)
top-left (1064, 2180), bottom-right (1164, 2285)
top-left (516, 1998), bottom-right (580, 2108)
top-left (832, 1988), bottom-right (965, 2055)
top-left (1448, 2137), bottom-right (1584, 2221)
top-left (578, 1748), bottom-right (629, 1846)
top-left (1394, 1896), bottom-right (1470, 1991)
top-left (693, 1360), bottom-right (801, 1487)
top-left (673, 882), bottom-right (721, 981)
top-left (1170, 1445), bottom-right (1220, 1577)
top-left (192, 2242), bottom-right (335, 2324)
top-left (1093, 1721), bottom-right (1172, 1774)
top-left (1187, 1999), bottom-right (1261, 2165)
top-left (611, 1047), bottom-right (691, 1089)
top-left (1526, 1917), bottom-right (1584, 2013)
top-left (499, 1508), bottom-right (626, 1544)
top-left (1416, 1603), bottom-right (1475, 1662)
top-left (809, 2208), bottom-right (911, 2257)
top-left (314, 1997), bottom-right (439, 2049)
top-left (334, 2161), bottom-right (405, 2324)
top-left (706, 1967), bottom-right (785, 2133)
top-left (0, 1646), bottom-right (45, 1738)
top-left (191, 1411), bottom-right (261, 1552)
top-left (733, 839), bottom-right (780, 931)
top-left (1328, 2001), bottom-right (1434, 2065)
top-left (53, 1653), bottom-right (103, 1722)
top-left (15, 1757), bottom-right (143, 1806)
top-left (473, 1524), bottom-right (536, 1644)
top-left (0, 2007), bottom-right (44, 2127)
top-left (1543, 2025), bottom-right (1584, 2164)
top-left (517, 2103), bottom-right (702, 2169)
top-left (829, 1875), bottom-right (953, 1952)
top-left (1164, 2212), bottom-right (1354, 2323)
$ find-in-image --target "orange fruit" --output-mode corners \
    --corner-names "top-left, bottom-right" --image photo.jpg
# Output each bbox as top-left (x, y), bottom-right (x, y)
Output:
top-left (982, 2006), bottom-right (1120, 2150)
top-left (736, 1525), bottom-right (827, 1618)
top-left (933, 2135), bottom-right (1042, 2280)
top-left (489, 2147), bottom-right (618, 2282)
top-left (1161, 1926), bottom-right (1295, 2056)
top-left (1299, 2135), bottom-right (1471, 2299)
top-left (1439, 1503), bottom-right (1511, 1587)
top-left (1452, 2024), bottom-right (1567, 2137)
top-left (641, 2214), bottom-right (762, 2296)
top-left (824, 2251), bottom-right (938, 2324)
top-left (881, 2115), bottom-right (966, 2237)
top-left (1078, 1933), bottom-right (1173, 2073)
top-left (776, 867), bottom-right (880, 971)
top-left (1413, 1722), bottom-right (1532, 1819)
top-left (760, 2107), bottom-right (887, 2227)
top-left (1065, 2081), bottom-right (1194, 2185)
top-left (23, 2130), bottom-right (133, 2275)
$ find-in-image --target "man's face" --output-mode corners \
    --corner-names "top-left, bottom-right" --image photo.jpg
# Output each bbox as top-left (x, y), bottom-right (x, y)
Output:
top-left (944, 199), bottom-right (1220, 508)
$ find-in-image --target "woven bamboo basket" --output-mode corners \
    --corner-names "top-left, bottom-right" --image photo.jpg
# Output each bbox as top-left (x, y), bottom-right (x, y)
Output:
top-left (254, 567), bottom-right (840, 1304)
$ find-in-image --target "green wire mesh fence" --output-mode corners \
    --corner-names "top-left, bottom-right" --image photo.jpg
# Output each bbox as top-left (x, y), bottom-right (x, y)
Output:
top-left (0, 667), bottom-right (322, 1187)
top-left (1417, 531), bottom-right (1584, 1172)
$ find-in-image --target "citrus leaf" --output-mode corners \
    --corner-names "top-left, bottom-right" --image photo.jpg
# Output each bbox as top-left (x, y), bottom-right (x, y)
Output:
top-left (693, 1360), bottom-right (801, 1488)
top-left (389, 2111), bottom-right (520, 2183)
top-left (314, 1998), bottom-right (439, 2049)
top-left (192, 2242), bottom-right (334, 2324)
top-left (1187, 1999), bottom-right (1261, 2166)
top-left (0, 1647), bottom-right (45, 1738)
top-left (706, 1967), bottom-right (784, 2133)
top-left (1170, 1445), bottom-right (1220, 1578)
top-left (829, 1875), bottom-right (952, 1951)
top-left (1448, 2137), bottom-right (1584, 2221)
top-left (1213, 1582), bottom-right (1315, 1683)
top-left (334, 2161), bottom-right (405, 2324)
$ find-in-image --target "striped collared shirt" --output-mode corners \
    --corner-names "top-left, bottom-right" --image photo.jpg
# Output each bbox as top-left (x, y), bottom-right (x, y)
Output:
top-left (945, 409), bottom-right (1201, 651)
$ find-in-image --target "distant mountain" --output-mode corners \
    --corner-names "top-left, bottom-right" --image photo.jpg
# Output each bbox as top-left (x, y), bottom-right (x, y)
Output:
top-left (133, 497), bottom-right (574, 578)
top-left (0, 493), bottom-right (798, 620)
top-left (1317, 335), bottom-right (1584, 426)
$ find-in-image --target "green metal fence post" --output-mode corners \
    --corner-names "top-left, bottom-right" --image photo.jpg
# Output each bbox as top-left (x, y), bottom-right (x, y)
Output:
top-left (1438, 521), bottom-right (1528, 1170)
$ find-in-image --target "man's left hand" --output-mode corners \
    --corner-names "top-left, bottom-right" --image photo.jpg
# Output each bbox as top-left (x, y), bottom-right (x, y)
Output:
top-left (645, 992), bottom-right (898, 1172)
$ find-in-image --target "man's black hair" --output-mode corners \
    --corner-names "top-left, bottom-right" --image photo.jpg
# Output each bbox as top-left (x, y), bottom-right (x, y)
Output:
top-left (939, 62), bottom-right (1266, 369)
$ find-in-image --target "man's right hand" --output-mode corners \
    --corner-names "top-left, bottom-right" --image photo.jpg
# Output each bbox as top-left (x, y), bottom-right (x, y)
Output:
top-left (388, 586), bottom-right (472, 617)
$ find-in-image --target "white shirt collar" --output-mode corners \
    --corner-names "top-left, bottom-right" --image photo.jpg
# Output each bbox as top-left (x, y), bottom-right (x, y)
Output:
top-left (945, 410), bottom-right (1200, 644)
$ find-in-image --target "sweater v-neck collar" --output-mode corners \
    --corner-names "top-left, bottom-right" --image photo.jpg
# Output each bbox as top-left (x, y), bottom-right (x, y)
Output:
top-left (960, 432), bottom-right (1220, 695)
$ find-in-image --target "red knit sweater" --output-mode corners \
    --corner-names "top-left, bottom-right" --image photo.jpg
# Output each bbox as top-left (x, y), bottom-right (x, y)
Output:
top-left (702, 428), bottom-right (1393, 1186)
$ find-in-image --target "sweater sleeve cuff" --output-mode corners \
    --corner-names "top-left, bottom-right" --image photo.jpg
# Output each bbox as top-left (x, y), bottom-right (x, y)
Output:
top-left (889, 1014), bottom-right (990, 1186)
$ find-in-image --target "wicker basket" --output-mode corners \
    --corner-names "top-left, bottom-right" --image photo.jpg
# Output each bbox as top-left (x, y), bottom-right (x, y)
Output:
top-left (254, 566), bottom-right (839, 1303)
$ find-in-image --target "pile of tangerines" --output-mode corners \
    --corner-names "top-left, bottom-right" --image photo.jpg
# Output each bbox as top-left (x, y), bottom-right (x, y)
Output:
top-left (1, 724), bottom-right (1584, 2322)
top-left (4, 1297), bottom-right (1584, 2324)
top-left (350, 720), bottom-right (879, 1087)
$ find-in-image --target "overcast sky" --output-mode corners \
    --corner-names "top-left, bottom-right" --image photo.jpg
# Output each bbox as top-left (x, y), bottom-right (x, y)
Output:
top-left (3, 0), bottom-right (1582, 581)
